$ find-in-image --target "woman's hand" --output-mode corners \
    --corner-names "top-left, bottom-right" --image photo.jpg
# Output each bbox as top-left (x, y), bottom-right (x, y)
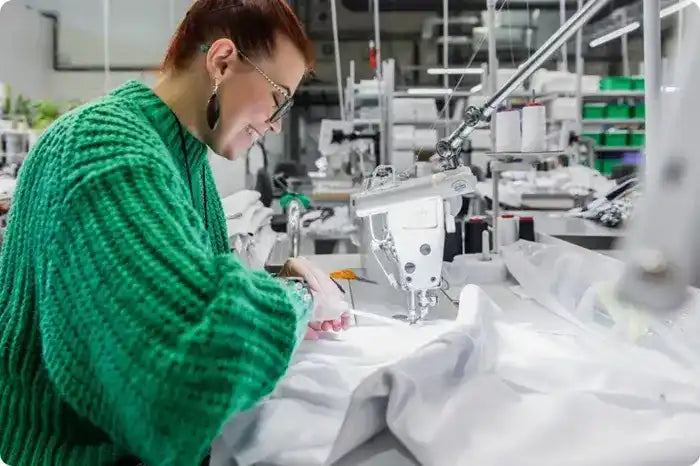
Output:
top-left (280, 257), bottom-right (352, 339)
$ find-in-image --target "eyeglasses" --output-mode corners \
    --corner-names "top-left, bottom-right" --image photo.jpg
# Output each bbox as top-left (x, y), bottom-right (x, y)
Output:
top-left (200, 44), bottom-right (294, 124)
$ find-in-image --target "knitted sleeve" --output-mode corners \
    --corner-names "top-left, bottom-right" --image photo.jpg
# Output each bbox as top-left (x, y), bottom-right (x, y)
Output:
top-left (39, 118), bottom-right (311, 465)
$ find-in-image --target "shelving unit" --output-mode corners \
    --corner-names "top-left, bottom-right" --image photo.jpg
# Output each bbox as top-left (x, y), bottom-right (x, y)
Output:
top-left (581, 118), bottom-right (645, 125)
top-left (596, 146), bottom-right (643, 152)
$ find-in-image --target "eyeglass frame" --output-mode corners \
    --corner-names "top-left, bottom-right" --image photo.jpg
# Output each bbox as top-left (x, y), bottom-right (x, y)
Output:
top-left (199, 44), bottom-right (294, 124)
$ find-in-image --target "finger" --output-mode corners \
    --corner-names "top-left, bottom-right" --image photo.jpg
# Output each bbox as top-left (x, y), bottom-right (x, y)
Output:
top-left (332, 319), bottom-right (342, 332)
top-left (304, 328), bottom-right (319, 340)
top-left (341, 313), bottom-right (352, 329)
top-left (321, 321), bottom-right (333, 332)
top-left (309, 321), bottom-right (323, 331)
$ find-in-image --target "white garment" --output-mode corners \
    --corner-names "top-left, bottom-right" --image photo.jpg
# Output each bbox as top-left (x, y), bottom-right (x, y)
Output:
top-left (211, 317), bottom-right (467, 466)
top-left (302, 206), bottom-right (357, 238)
top-left (222, 190), bottom-right (276, 270)
top-left (222, 191), bottom-right (261, 223)
top-left (210, 284), bottom-right (700, 466)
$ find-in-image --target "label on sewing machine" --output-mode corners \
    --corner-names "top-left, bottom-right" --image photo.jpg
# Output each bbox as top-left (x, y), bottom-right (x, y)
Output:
top-left (451, 180), bottom-right (469, 194)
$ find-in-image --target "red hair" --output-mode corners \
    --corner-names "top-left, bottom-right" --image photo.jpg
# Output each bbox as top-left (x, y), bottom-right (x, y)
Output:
top-left (162, 0), bottom-right (315, 71)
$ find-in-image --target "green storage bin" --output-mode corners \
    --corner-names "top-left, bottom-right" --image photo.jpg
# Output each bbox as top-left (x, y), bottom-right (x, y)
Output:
top-left (600, 76), bottom-right (633, 91)
top-left (633, 103), bottom-right (645, 119)
top-left (630, 131), bottom-right (645, 147)
top-left (583, 103), bottom-right (606, 119)
top-left (595, 159), bottom-right (605, 174)
top-left (606, 104), bottom-right (631, 119)
top-left (631, 77), bottom-right (645, 90)
top-left (582, 132), bottom-right (603, 146)
top-left (604, 131), bottom-right (628, 147)
top-left (599, 158), bottom-right (622, 176)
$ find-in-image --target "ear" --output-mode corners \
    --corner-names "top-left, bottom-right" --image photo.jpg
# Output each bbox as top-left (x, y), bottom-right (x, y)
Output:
top-left (205, 38), bottom-right (239, 86)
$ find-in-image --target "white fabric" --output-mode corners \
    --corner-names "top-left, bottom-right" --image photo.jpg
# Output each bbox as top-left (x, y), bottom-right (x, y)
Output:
top-left (222, 190), bottom-right (261, 222)
top-left (500, 240), bottom-right (700, 367)
top-left (478, 166), bottom-right (616, 208)
top-left (211, 283), bottom-right (700, 466)
top-left (0, 176), bottom-right (16, 200)
top-left (302, 206), bottom-right (357, 238)
top-left (222, 190), bottom-right (276, 270)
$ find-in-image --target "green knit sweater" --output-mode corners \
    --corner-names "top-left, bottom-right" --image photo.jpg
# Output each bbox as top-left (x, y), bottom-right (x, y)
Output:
top-left (0, 80), bottom-right (311, 466)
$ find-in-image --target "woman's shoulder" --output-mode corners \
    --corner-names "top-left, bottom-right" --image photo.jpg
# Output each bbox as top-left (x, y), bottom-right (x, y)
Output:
top-left (64, 93), bottom-right (157, 142)
top-left (48, 93), bottom-right (167, 162)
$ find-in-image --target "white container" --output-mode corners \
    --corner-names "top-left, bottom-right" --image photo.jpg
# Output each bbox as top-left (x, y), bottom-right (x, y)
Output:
top-left (497, 215), bottom-right (519, 247)
top-left (521, 104), bottom-right (547, 152)
top-left (495, 109), bottom-right (521, 153)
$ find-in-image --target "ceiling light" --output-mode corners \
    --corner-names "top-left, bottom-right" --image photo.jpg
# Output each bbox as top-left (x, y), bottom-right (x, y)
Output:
top-left (427, 68), bottom-right (484, 75)
top-left (589, 22), bottom-right (640, 48)
top-left (660, 0), bottom-right (696, 18)
top-left (406, 88), bottom-right (453, 96)
top-left (436, 36), bottom-right (470, 45)
top-left (589, 1), bottom-right (700, 48)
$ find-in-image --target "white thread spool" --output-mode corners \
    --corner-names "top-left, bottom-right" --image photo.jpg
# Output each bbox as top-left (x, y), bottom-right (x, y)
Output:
top-left (495, 109), bottom-right (522, 153)
top-left (498, 214), bottom-right (519, 247)
top-left (481, 229), bottom-right (491, 261)
top-left (521, 104), bottom-right (547, 152)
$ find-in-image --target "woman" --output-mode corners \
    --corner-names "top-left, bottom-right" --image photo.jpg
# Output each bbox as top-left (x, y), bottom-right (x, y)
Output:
top-left (0, 1), bottom-right (349, 465)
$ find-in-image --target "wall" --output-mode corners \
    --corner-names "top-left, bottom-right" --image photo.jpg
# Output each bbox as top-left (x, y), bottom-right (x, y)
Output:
top-left (0, 2), bottom-right (53, 100)
top-left (0, 1), bottom-right (163, 102)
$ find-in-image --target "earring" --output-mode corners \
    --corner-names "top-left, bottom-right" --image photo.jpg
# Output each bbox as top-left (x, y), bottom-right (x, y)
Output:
top-left (206, 83), bottom-right (220, 131)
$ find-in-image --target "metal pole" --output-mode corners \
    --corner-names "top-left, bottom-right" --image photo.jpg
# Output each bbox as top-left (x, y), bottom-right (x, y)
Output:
top-left (103, 0), bottom-right (110, 93)
top-left (437, 0), bottom-right (612, 157)
top-left (643, 0), bottom-right (662, 186)
top-left (373, 0), bottom-right (382, 78)
top-left (487, 0), bottom-right (499, 253)
top-left (560, 0), bottom-right (568, 71)
top-left (443, 0), bottom-right (449, 130)
top-left (575, 0), bottom-right (584, 162)
top-left (621, 10), bottom-right (630, 76)
top-left (372, 0), bottom-right (383, 162)
top-left (487, 0), bottom-right (498, 152)
top-left (493, 169), bottom-right (500, 254)
top-left (330, 0), bottom-right (345, 120)
top-left (349, 60), bottom-right (356, 120)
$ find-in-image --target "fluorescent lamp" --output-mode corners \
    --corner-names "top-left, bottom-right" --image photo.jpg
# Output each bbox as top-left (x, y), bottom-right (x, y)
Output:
top-left (660, 0), bottom-right (696, 18)
top-left (436, 36), bottom-right (470, 45)
top-left (589, 22), bottom-right (640, 48)
top-left (470, 84), bottom-right (483, 93)
top-left (427, 68), bottom-right (484, 75)
top-left (406, 88), bottom-right (453, 95)
top-left (590, 0), bottom-right (700, 48)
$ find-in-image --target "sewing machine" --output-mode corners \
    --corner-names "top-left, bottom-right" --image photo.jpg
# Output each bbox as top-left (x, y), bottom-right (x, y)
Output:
top-left (351, 165), bottom-right (477, 323)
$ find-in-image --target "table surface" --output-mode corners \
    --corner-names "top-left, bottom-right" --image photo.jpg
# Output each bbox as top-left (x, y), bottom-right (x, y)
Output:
top-left (524, 210), bottom-right (624, 238)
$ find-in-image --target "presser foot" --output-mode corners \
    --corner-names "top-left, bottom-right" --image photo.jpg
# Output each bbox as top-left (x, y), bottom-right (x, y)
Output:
top-left (391, 307), bottom-right (429, 325)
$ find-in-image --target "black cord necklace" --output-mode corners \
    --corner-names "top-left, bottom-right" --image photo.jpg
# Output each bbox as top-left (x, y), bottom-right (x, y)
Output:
top-left (172, 111), bottom-right (209, 230)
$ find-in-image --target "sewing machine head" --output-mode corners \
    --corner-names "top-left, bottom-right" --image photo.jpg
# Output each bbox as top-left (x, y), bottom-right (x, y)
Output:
top-left (351, 165), bottom-right (477, 323)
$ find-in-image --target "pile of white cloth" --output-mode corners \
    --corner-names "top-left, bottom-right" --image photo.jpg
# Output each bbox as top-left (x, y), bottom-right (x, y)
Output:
top-left (301, 206), bottom-right (357, 238)
top-left (0, 176), bottom-right (16, 202)
top-left (210, 282), bottom-right (700, 466)
top-left (477, 166), bottom-right (616, 208)
top-left (221, 190), bottom-right (278, 270)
